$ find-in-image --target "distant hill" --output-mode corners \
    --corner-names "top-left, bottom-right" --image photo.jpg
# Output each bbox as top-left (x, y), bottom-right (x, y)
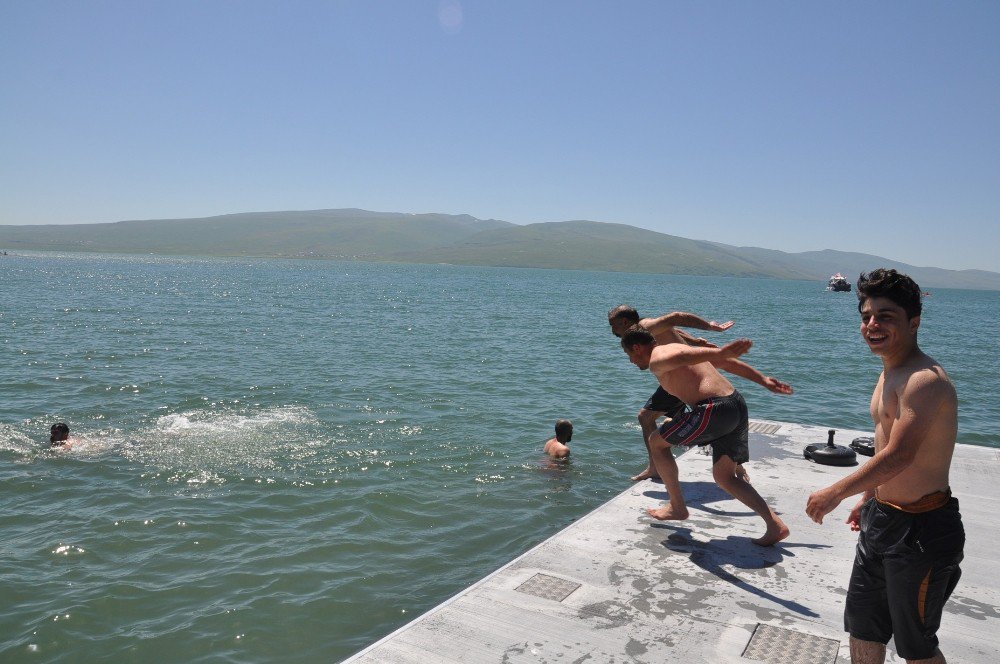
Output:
top-left (0, 209), bottom-right (513, 258)
top-left (394, 221), bottom-right (781, 276)
top-left (2, 208), bottom-right (997, 290)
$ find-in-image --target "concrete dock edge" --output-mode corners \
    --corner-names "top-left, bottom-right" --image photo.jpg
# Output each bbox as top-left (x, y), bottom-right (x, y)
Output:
top-left (343, 420), bottom-right (1000, 663)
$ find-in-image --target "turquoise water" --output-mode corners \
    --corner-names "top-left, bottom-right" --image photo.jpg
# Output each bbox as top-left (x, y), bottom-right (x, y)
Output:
top-left (2, 253), bottom-right (997, 662)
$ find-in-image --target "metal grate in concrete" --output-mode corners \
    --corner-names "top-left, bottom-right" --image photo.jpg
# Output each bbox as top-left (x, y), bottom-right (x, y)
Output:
top-left (514, 573), bottom-right (581, 602)
top-left (749, 421), bottom-right (782, 435)
top-left (742, 623), bottom-right (839, 663)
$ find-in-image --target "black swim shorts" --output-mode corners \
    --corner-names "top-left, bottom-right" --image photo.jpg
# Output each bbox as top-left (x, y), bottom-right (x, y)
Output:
top-left (656, 390), bottom-right (748, 464)
top-left (845, 493), bottom-right (965, 660)
top-left (643, 386), bottom-right (686, 419)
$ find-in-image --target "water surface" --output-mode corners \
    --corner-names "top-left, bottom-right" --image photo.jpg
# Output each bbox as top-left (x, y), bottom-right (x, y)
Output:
top-left (2, 253), bottom-right (996, 662)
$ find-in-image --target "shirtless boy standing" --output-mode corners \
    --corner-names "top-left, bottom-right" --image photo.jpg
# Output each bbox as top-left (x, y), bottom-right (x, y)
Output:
top-left (806, 269), bottom-right (963, 664)
top-left (620, 327), bottom-right (789, 546)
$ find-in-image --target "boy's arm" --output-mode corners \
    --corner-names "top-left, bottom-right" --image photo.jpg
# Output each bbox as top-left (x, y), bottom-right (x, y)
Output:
top-left (651, 338), bottom-right (752, 373)
top-left (643, 312), bottom-right (734, 337)
top-left (806, 443), bottom-right (914, 525)
top-left (846, 489), bottom-right (875, 531)
top-left (675, 328), bottom-right (715, 348)
top-left (806, 374), bottom-right (946, 524)
top-left (714, 358), bottom-right (794, 394)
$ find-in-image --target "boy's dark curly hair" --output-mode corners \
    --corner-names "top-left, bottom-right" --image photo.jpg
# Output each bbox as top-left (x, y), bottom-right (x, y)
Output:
top-left (857, 268), bottom-right (922, 319)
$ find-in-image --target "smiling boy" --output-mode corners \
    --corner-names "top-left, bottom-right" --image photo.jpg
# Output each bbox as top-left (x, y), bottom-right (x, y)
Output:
top-left (806, 269), bottom-right (964, 664)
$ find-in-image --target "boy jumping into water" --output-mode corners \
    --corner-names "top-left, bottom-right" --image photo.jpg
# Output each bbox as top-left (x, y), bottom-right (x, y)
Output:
top-left (608, 305), bottom-right (793, 481)
top-left (620, 326), bottom-right (789, 546)
top-left (807, 269), bottom-right (963, 663)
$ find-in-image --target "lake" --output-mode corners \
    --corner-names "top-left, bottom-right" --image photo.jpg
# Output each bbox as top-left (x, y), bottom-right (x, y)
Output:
top-left (2, 253), bottom-right (996, 662)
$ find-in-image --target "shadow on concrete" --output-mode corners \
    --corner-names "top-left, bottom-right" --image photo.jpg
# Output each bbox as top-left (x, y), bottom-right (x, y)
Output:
top-left (652, 525), bottom-right (830, 618)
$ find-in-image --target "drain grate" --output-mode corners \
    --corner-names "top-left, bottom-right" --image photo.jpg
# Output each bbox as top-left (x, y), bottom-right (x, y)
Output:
top-left (742, 624), bottom-right (839, 663)
top-left (514, 573), bottom-right (581, 602)
top-left (748, 421), bottom-right (782, 435)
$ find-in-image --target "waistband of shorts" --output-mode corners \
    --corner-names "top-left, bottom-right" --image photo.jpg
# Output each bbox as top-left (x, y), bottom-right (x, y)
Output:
top-left (694, 389), bottom-right (742, 407)
top-left (875, 488), bottom-right (952, 513)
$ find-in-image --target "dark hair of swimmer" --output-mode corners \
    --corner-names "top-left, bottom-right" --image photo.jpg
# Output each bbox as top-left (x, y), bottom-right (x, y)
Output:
top-left (857, 268), bottom-right (922, 319)
top-left (555, 419), bottom-right (573, 443)
top-left (608, 305), bottom-right (640, 327)
top-left (620, 325), bottom-right (655, 349)
top-left (50, 422), bottom-right (70, 445)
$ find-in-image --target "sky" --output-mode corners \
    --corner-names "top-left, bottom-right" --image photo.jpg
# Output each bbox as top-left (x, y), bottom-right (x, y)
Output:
top-left (2, 1), bottom-right (998, 272)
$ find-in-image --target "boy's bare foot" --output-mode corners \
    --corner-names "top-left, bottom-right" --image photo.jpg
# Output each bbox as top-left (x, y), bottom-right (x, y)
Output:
top-left (647, 504), bottom-right (690, 521)
top-left (631, 466), bottom-right (660, 482)
top-left (752, 517), bottom-right (790, 547)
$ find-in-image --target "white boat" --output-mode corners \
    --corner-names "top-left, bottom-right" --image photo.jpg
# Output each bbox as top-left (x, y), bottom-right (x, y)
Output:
top-left (827, 272), bottom-right (851, 292)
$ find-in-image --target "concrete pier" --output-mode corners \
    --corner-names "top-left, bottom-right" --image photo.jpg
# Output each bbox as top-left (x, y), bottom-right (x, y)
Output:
top-left (343, 421), bottom-right (1000, 663)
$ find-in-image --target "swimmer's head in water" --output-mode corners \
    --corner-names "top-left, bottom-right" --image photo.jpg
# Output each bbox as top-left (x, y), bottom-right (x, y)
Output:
top-left (608, 305), bottom-right (640, 337)
top-left (50, 422), bottom-right (70, 445)
top-left (555, 419), bottom-right (573, 443)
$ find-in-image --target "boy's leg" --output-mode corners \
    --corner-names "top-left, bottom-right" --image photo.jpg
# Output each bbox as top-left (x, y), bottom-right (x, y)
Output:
top-left (646, 430), bottom-right (689, 520)
top-left (632, 407), bottom-right (663, 481)
top-left (711, 455), bottom-right (788, 546)
top-left (849, 638), bottom-right (887, 664)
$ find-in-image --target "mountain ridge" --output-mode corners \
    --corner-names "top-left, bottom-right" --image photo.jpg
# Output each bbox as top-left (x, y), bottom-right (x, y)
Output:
top-left (1, 209), bottom-right (996, 290)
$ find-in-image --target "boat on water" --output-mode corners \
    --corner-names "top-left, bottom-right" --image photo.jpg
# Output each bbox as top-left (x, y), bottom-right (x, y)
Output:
top-left (827, 273), bottom-right (851, 292)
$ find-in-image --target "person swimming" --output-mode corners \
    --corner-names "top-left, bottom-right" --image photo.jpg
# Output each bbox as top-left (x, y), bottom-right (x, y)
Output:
top-left (50, 422), bottom-right (73, 449)
top-left (543, 420), bottom-right (573, 459)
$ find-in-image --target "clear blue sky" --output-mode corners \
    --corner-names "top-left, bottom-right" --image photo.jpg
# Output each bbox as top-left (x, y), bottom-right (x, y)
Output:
top-left (2, 1), bottom-right (997, 271)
